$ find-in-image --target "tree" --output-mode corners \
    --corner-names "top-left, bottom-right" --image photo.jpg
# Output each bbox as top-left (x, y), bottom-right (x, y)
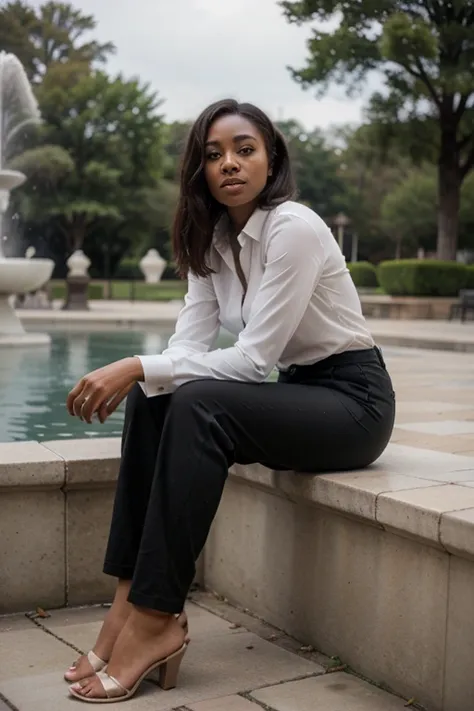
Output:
top-left (280, 0), bottom-right (474, 260)
top-left (0, 1), bottom-right (114, 83)
top-left (381, 166), bottom-right (474, 256)
top-left (12, 63), bottom-right (165, 271)
top-left (336, 123), bottom-right (412, 260)
top-left (277, 119), bottom-right (348, 217)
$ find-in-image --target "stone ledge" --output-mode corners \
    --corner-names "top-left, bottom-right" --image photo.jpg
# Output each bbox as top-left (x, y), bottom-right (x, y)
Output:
top-left (41, 438), bottom-right (121, 489)
top-left (229, 443), bottom-right (474, 558)
top-left (2, 438), bottom-right (474, 560)
top-left (0, 441), bottom-right (64, 490)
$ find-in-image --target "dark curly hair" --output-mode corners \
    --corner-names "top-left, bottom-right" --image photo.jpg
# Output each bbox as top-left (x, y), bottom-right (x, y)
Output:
top-left (172, 99), bottom-right (296, 277)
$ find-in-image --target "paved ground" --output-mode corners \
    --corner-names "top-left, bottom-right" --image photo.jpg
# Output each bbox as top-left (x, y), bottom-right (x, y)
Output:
top-left (383, 345), bottom-right (474, 456)
top-left (0, 593), bottom-right (410, 711)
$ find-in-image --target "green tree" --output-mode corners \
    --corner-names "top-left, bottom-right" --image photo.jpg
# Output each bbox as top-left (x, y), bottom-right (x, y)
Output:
top-left (277, 119), bottom-right (348, 217)
top-left (281, 0), bottom-right (474, 260)
top-left (12, 63), bottom-right (165, 271)
top-left (381, 166), bottom-right (474, 256)
top-left (336, 123), bottom-right (412, 260)
top-left (0, 1), bottom-right (114, 83)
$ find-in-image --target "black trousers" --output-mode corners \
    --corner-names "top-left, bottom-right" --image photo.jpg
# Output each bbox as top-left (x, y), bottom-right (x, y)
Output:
top-left (103, 347), bottom-right (395, 613)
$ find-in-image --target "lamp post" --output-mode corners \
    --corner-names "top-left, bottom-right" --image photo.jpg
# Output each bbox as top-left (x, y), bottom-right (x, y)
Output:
top-left (334, 212), bottom-right (350, 254)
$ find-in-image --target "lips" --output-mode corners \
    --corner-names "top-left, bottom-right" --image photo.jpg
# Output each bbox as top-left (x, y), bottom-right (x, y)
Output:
top-left (220, 178), bottom-right (246, 187)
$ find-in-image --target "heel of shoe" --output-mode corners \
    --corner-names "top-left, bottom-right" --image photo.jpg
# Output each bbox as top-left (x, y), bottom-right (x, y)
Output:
top-left (158, 645), bottom-right (187, 690)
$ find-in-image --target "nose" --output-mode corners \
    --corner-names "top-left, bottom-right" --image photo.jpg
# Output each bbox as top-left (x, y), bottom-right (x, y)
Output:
top-left (221, 151), bottom-right (240, 174)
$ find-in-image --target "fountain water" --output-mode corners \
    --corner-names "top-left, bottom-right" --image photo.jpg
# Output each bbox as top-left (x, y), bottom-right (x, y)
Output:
top-left (0, 51), bottom-right (54, 346)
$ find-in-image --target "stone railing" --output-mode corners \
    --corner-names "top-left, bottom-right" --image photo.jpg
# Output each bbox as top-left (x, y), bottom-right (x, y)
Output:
top-left (1, 438), bottom-right (474, 711)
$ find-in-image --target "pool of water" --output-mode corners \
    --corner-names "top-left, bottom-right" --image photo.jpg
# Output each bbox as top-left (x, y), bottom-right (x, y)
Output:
top-left (0, 329), bottom-right (180, 442)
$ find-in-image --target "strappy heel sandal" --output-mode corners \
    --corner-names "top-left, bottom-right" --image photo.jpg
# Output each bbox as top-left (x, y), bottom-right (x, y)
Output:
top-left (68, 642), bottom-right (187, 703)
top-left (64, 613), bottom-right (189, 683)
top-left (64, 650), bottom-right (106, 682)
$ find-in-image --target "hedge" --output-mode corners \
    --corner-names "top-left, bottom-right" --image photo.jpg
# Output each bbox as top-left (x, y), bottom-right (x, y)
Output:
top-left (377, 260), bottom-right (470, 297)
top-left (465, 266), bottom-right (474, 289)
top-left (347, 261), bottom-right (378, 288)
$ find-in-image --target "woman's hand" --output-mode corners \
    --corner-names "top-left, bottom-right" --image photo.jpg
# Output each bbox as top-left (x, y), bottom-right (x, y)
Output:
top-left (66, 357), bottom-right (144, 424)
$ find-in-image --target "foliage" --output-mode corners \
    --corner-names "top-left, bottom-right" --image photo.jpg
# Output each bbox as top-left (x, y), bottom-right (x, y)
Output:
top-left (377, 259), bottom-right (470, 296)
top-left (0, 1), bottom-right (114, 82)
top-left (347, 261), bottom-right (378, 288)
top-left (13, 62), bottom-right (165, 268)
top-left (380, 168), bottom-right (474, 254)
top-left (335, 123), bottom-right (412, 259)
top-left (280, 0), bottom-right (474, 259)
top-left (466, 266), bottom-right (474, 289)
top-left (277, 120), bottom-right (348, 217)
top-left (50, 281), bottom-right (104, 300)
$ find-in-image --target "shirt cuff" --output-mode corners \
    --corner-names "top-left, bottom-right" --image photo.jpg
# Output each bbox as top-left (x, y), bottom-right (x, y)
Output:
top-left (135, 354), bottom-right (174, 397)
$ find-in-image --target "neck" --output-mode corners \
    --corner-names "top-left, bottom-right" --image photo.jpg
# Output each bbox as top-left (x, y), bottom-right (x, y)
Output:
top-left (227, 200), bottom-right (258, 233)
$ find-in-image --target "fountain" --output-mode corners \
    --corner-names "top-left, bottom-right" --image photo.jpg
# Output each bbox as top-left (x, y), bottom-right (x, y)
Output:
top-left (0, 51), bottom-right (54, 346)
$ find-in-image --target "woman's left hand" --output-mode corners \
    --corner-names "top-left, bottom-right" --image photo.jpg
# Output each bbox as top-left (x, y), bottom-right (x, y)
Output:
top-left (66, 357), bottom-right (144, 424)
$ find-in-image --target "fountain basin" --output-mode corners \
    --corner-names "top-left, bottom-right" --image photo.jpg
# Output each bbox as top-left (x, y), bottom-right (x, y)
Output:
top-left (0, 257), bottom-right (54, 346)
top-left (0, 257), bottom-right (54, 295)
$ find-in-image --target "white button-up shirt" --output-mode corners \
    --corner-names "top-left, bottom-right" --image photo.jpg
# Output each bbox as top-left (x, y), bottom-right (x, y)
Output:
top-left (137, 201), bottom-right (374, 397)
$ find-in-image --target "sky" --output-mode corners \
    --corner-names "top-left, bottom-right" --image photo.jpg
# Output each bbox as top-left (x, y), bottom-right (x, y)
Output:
top-left (29, 0), bottom-right (372, 130)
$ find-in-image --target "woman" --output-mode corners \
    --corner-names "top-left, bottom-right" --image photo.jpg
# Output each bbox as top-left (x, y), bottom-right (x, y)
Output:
top-left (65, 99), bottom-right (395, 703)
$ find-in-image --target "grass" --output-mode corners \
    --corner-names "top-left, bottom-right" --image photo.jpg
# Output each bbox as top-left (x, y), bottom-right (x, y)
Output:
top-left (50, 279), bottom-right (187, 302)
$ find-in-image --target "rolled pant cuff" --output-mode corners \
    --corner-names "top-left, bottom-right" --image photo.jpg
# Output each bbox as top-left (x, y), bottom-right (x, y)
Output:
top-left (127, 588), bottom-right (184, 614)
top-left (103, 561), bottom-right (135, 579)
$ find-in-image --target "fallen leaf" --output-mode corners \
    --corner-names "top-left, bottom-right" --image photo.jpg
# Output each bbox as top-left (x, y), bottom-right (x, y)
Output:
top-left (229, 623), bottom-right (241, 629)
top-left (299, 645), bottom-right (314, 653)
top-left (404, 699), bottom-right (416, 707)
top-left (36, 607), bottom-right (50, 618)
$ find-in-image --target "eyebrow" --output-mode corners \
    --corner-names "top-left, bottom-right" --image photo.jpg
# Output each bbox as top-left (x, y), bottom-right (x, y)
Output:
top-left (205, 134), bottom-right (257, 147)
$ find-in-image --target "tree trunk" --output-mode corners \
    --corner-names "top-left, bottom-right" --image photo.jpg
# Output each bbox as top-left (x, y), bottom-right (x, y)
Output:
top-left (395, 235), bottom-right (402, 260)
top-left (437, 131), bottom-right (461, 261)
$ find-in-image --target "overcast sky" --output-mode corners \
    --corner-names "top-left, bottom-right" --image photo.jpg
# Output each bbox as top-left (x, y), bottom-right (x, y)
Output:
top-left (30, 0), bottom-right (371, 129)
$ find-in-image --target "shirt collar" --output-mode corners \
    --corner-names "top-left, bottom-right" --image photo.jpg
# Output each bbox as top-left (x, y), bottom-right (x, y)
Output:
top-left (214, 207), bottom-right (269, 247)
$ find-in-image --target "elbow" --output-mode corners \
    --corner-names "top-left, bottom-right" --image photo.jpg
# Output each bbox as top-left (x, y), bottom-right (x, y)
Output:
top-left (236, 344), bottom-right (275, 384)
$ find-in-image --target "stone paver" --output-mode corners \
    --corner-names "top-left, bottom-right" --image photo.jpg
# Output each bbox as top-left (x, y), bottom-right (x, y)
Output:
top-left (251, 673), bottom-right (407, 710)
top-left (384, 346), bottom-right (474, 456)
top-left (0, 603), bottom-right (323, 711)
top-left (188, 694), bottom-right (262, 710)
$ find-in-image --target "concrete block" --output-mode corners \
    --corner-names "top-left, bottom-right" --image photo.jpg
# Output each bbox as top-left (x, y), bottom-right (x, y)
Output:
top-left (0, 490), bottom-right (65, 613)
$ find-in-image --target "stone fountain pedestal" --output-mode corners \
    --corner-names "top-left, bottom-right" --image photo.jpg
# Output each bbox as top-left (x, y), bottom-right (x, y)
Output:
top-left (0, 170), bottom-right (54, 346)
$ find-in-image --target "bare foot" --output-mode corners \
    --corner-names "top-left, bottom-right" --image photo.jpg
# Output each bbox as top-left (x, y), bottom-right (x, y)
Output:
top-left (70, 607), bottom-right (186, 700)
top-left (65, 580), bottom-right (189, 683)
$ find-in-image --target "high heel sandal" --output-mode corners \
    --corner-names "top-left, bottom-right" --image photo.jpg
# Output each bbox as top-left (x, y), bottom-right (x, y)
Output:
top-left (64, 650), bottom-right (106, 682)
top-left (68, 642), bottom-right (187, 703)
top-left (64, 614), bottom-right (189, 683)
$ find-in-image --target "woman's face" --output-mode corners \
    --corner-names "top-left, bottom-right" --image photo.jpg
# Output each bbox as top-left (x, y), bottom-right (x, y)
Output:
top-left (204, 114), bottom-right (271, 210)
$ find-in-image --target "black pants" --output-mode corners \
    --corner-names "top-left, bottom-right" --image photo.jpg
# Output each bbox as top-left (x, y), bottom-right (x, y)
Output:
top-left (103, 347), bottom-right (395, 613)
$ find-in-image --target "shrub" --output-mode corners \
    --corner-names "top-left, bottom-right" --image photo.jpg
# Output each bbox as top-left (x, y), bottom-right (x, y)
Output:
top-left (377, 259), bottom-right (469, 297)
top-left (465, 265), bottom-right (474, 289)
top-left (115, 257), bottom-right (141, 280)
top-left (347, 261), bottom-right (378, 288)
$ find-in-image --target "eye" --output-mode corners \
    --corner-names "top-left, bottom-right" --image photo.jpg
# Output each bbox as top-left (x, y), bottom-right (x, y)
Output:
top-left (239, 146), bottom-right (254, 156)
top-left (206, 151), bottom-right (220, 161)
